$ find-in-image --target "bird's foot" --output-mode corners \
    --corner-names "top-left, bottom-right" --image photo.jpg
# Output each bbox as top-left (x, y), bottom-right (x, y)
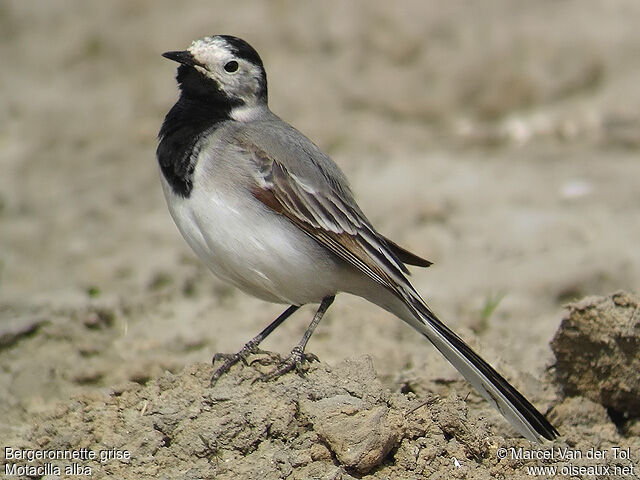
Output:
top-left (210, 342), bottom-right (275, 386)
top-left (257, 346), bottom-right (319, 382)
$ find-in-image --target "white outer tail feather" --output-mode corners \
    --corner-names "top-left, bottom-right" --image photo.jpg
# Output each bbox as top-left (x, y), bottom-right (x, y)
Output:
top-left (395, 286), bottom-right (557, 443)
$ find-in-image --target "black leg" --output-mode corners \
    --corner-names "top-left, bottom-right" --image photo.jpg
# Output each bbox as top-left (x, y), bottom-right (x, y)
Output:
top-left (210, 304), bottom-right (300, 385)
top-left (260, 295), bottom-right (335, 381)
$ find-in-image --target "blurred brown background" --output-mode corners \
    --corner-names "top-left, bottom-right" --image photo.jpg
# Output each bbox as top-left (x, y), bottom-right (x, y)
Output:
top-left (1, 0), bottom-right (639, 429)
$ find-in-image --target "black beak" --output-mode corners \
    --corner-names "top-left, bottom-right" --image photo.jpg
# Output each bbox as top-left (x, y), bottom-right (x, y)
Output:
top-left (162, 50), bottom-right (201, 67)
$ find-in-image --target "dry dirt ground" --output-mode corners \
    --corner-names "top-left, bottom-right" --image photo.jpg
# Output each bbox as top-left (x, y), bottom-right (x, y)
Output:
top-left (1, 1), bottom-right (640, 478)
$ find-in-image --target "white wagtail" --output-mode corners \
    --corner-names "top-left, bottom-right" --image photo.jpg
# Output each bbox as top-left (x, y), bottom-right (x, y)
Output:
top-left (157, 35), bottom-right (558, 442)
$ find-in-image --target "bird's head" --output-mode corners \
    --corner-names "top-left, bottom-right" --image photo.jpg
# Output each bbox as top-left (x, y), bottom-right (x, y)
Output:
top-left (163, 35), bottom-right (267, 108)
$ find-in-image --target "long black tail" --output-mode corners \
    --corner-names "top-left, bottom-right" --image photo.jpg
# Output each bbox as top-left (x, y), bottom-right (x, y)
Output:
top-left (399, 289), bottom-right (558, 442)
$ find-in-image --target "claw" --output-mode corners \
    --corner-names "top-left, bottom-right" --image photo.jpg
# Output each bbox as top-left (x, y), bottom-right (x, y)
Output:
top-left (209, 350), bottom-right (251, 386)
top-left (210, 349), bottom-right (286, 386)
top-left (303, 352), bottom-right (319, 363)
top-left (212, 352), bottom-right (245, 366)
top-left (247, 351), bottom-right (282, 366)
top-left (257, 346), bottom-right (311, 382)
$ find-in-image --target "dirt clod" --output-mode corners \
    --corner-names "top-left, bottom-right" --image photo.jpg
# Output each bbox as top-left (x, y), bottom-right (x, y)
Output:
top-left (551, 292), bottom-right (640, 416)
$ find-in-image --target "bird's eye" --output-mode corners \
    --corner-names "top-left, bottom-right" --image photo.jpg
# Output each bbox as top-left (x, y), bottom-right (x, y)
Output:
top-left (224, 61), bottom-right (239, 73)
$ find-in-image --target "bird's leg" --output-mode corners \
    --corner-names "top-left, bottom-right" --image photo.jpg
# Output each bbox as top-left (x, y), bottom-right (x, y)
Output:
top-left (210, 304), bottom-right (300, 386)
top-left (260, 295), bottom-right (335, 381)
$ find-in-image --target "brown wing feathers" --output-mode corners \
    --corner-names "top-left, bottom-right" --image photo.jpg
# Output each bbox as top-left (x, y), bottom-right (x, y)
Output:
top-left (251, 153), bottom-right (431, 290)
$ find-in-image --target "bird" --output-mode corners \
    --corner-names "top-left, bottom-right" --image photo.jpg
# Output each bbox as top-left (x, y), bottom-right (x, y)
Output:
top-left (157, 34), bottom-right (558, 443)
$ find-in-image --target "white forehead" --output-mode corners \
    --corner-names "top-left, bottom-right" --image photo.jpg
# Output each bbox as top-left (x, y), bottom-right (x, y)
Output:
top-left (188, 36), bottom-right (234, 67)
